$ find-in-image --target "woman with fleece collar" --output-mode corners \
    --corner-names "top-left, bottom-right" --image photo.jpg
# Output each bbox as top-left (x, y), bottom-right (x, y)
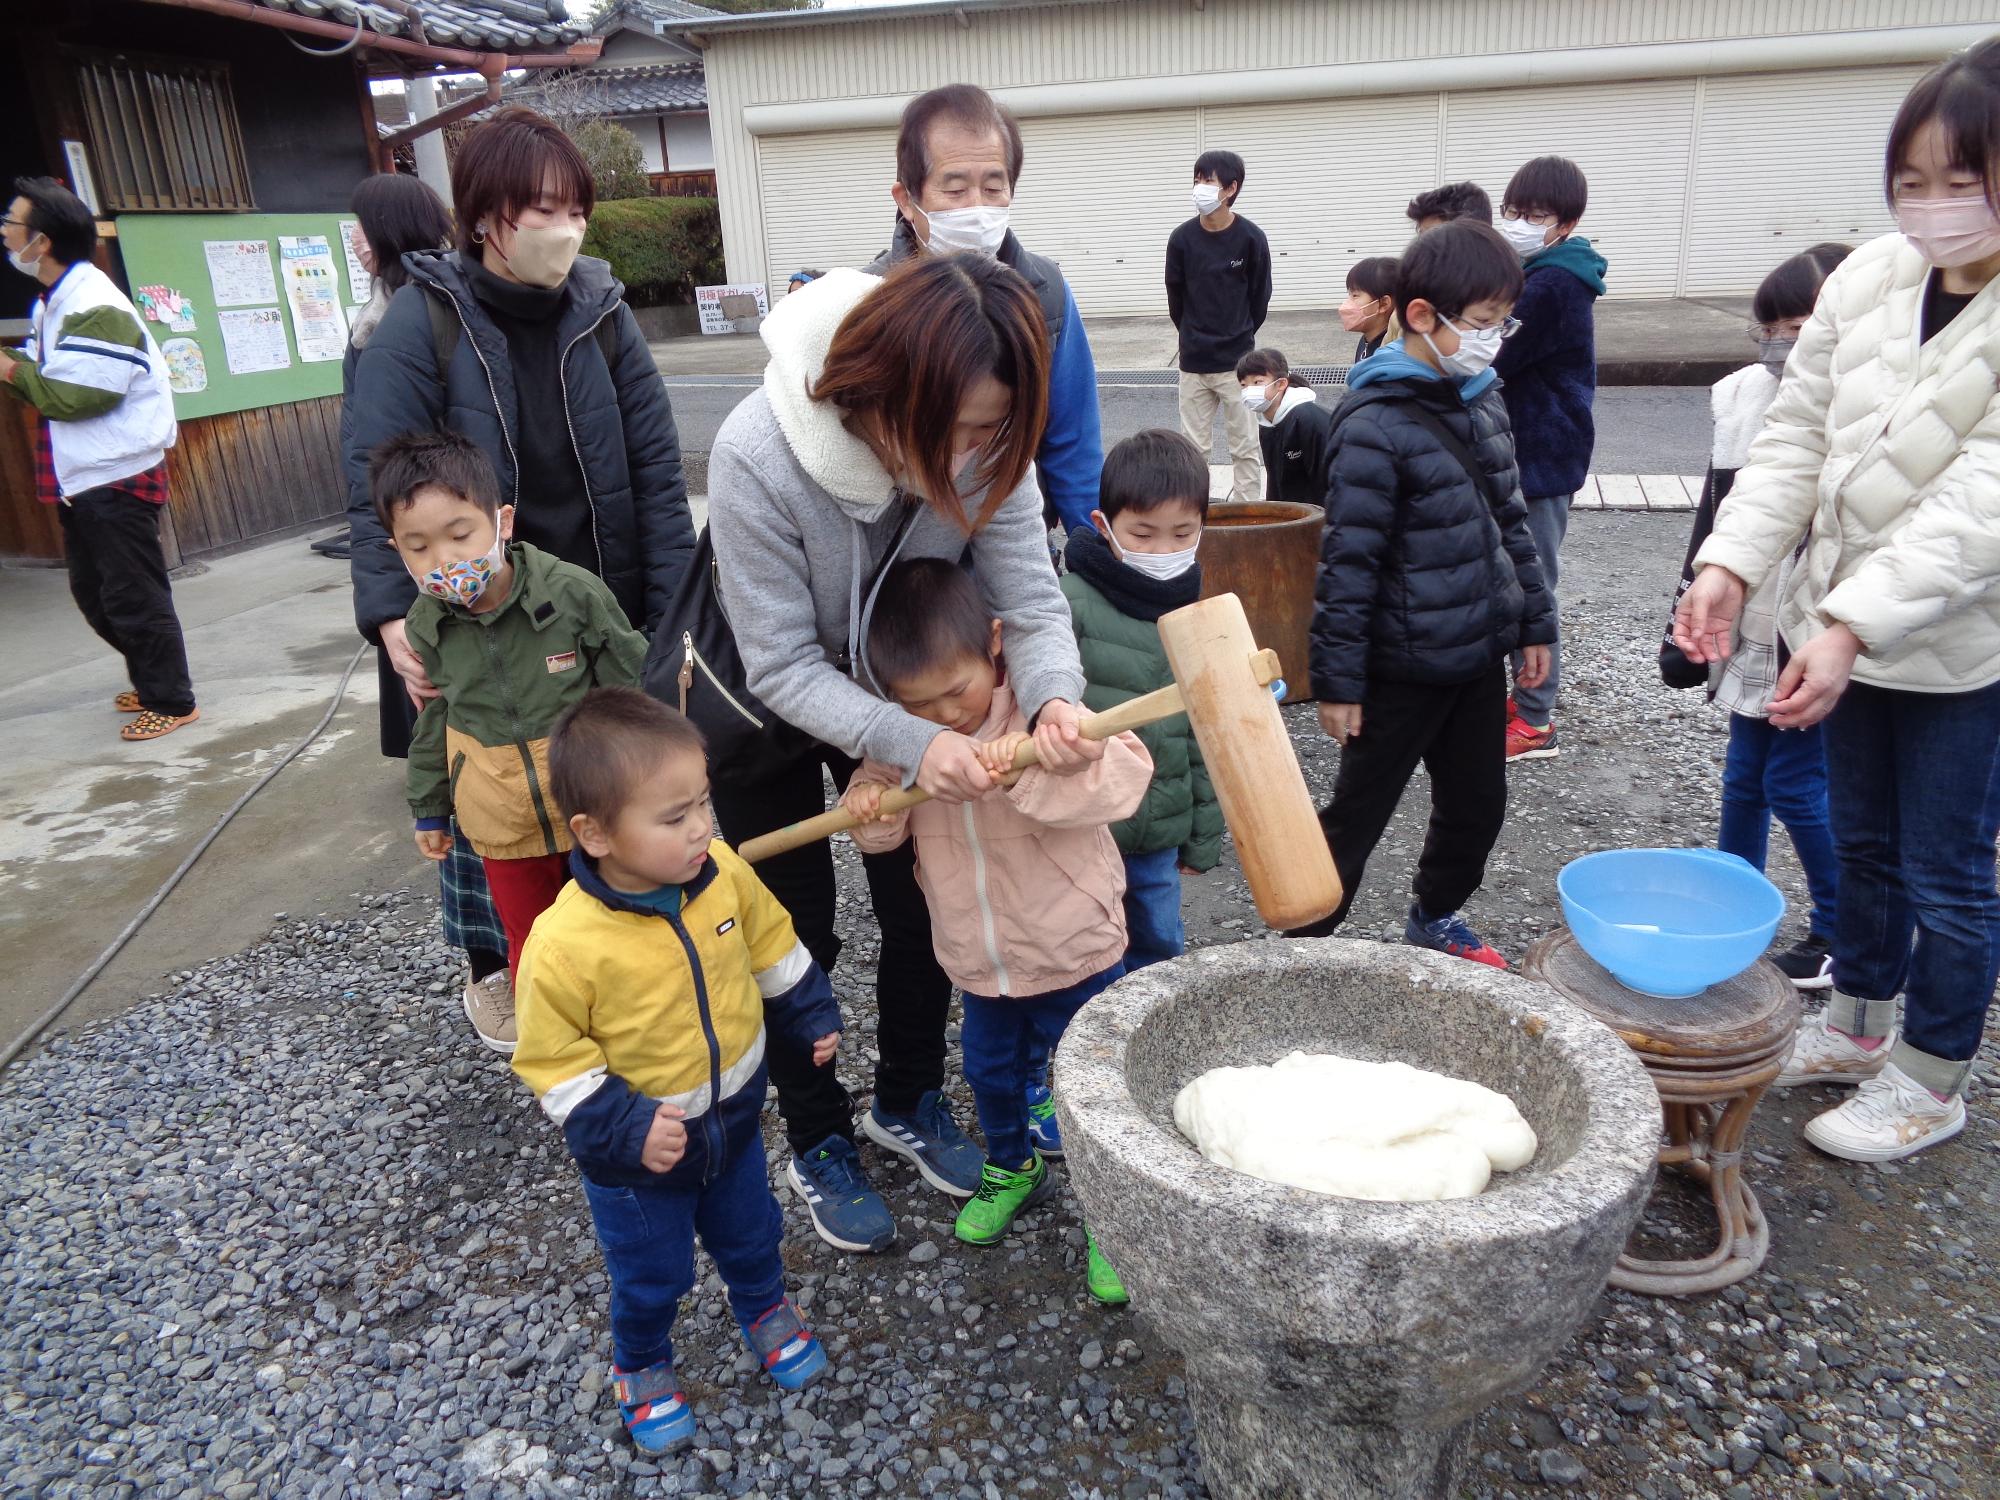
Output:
top-left (705, 256), bottom-right (1102, 1256)
top-left (1236, 347), bottom-right (1333, 507)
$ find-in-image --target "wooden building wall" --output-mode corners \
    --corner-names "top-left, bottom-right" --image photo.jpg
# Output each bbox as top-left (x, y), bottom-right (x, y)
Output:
top-left (163, 397), bottom-right (346, 562)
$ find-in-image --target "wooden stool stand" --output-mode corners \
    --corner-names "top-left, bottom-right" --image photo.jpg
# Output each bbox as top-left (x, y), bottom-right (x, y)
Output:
top-left (1525, 931), bottom-right (1800, 1297)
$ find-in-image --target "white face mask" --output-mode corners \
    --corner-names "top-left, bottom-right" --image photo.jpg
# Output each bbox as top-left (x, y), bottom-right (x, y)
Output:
top-left (1896, 195), bottom-right (2000, 268)
top-left (1120, 541), bottom-right (1201, 581)
top-left (1421, 315), bottom-right (1506, 379)
top-left (1500, 217), bottom-right (1550, 259)
top-left (1239, 382), bottom-right (1274, 413)
top-left (7, 246), bottom-right (40, 278)
top-left (922, 203), bottom-right (1009, 258)
top-left (1191, 183), bottom-right (1224, 216)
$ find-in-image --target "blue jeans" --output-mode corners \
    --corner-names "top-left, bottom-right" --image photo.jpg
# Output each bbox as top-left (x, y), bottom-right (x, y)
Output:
top-left (1822, 678), bottom-right (2000, 1089)
top-left (579, 1136), bottom-right (787, 1372)
top-left (1509, 493), bottom-right (1569, 724)
top-left (1719, 713), bottom-right (1839, 938)
top-left (961, 963), bottom-right (1125, 1168)
top-left (1122, 848), bottom-right (1186, 971)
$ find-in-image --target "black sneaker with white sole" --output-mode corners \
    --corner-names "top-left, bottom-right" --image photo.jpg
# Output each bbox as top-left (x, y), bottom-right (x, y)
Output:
top-left (1771, 934), bottom-right (1834, 991)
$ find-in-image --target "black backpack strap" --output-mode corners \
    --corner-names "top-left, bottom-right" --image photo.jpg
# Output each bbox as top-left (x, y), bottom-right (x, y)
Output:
top-left (425, 293), bottom-right (459, 379)
top-left (1397, 398), bottom-right (1498, 509)
top-left (592, 309), bottom-right (621, 371)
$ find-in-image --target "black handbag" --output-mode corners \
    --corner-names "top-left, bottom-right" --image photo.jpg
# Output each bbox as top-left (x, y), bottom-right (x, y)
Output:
top-left (1658, 467), bottom-right (1728, 690)
top-left (643, 528), bottom-right (816, 787)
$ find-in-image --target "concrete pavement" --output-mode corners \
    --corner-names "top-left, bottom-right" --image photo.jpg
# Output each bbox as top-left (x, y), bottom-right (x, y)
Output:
top-left (0, 537), bottom-right (425, 1056)
top-left (652, 296), bottom-right (1758, 385)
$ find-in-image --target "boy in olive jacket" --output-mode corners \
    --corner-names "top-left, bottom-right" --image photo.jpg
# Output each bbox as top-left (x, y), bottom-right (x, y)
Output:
top-left (1060, 429), bottom-right (1222, 968)
top-left (372, 431), bottom-right (648, 1005)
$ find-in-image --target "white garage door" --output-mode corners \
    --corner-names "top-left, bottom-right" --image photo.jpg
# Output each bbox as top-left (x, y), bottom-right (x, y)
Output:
top-left (1007, 109), bottom-right (1202, 316)
top-left (1203, 93), bottom-right (1441, 312)
top-left (1682, 66), bottom-right (1920, 296)
top-left (758, 126), bottom-right (899, 285)
top-left (1444, 78), bottom-right (1698, 299)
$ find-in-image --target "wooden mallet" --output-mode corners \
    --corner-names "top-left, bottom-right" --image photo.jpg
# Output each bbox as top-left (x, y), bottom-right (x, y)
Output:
top-left (736, 593), bottom-right (1343, 931)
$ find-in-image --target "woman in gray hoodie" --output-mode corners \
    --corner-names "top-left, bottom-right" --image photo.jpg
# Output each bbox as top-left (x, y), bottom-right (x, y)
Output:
top-left (707, 256), bottom-right (1100, 1254)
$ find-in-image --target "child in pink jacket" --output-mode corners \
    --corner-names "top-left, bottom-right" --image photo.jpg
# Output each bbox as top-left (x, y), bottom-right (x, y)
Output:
top-left (841, 559), bottom-right (1152, 1301)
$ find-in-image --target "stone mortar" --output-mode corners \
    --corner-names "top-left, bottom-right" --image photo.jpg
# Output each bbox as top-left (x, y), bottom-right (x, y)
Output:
top-left (1053, 938), bottom-right (1661, 1500)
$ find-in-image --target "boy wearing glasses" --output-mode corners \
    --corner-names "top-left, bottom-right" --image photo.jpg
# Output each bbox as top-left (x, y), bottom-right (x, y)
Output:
top-left (1297, 221), bottom-right (1554, 970)
top-left (1492, 155), bottom-right (1607, 761)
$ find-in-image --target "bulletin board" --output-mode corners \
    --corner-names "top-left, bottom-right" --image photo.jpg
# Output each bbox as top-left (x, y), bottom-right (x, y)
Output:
top-left (113, 212), bottom-right (376, 421)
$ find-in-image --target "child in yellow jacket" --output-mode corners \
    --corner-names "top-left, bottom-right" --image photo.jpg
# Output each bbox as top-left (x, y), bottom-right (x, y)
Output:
top-left (840, 559), bottom-right (1152, 1300)
top-left (512, 688), bottom-right (842, 1456)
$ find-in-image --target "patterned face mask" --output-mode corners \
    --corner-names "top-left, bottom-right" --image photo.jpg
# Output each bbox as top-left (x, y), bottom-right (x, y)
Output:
top-left (412, 532), bottom-right (505, 607)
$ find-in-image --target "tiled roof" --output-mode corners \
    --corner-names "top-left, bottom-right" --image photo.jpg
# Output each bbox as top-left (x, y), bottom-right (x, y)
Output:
top-left (604, 0), bottom-right (725, 23)
top-left (511, 62), bottom-right (707, 117)
top-left (244, 0), bottom-right (587, 51)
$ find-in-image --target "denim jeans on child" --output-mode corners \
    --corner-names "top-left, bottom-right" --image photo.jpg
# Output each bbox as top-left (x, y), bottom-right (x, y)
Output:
top-left (961, 963), bottom-right (1126, 1168)
top-left (1122, 848), bottom-right (1186, 971)
top-left (1509, 494), bottom-right (1569, 725)
top-left (1719, 713), bottom-right (1838, 939)
top-left (1821, 678), bottom-right (2000, 1094)
top-left (580, 1133), bottom-right (788, 1372)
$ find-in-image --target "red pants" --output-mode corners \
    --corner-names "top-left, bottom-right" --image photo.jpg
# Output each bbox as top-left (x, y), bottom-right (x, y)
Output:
top-left (481, 852), bottom-right (572, 981)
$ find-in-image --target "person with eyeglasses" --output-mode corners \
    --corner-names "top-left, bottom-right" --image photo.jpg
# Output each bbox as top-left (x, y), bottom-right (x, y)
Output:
top-left (1492, 155), bottom-right (1607, 763)
top-left (1292, 221), bottom-right (1554, 971)
top-left (0, 175), bottom-right (196, 743)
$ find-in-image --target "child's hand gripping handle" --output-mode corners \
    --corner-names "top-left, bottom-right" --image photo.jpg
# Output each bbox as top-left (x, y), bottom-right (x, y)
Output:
top-left (736, 649), bottom-right (1280, 864)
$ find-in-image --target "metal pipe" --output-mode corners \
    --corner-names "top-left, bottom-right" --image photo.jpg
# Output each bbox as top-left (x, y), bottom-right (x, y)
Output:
top-left (740, 23), bottom-right (1986, 135)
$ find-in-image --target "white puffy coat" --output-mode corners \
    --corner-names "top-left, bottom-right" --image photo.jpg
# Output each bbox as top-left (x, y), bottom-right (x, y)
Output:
top-left (1694, 231), bottom-right (2000, 693)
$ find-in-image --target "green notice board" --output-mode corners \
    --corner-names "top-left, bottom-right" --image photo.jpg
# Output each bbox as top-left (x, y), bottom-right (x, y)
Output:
top-left (115, 212), bottom-right (373, 421)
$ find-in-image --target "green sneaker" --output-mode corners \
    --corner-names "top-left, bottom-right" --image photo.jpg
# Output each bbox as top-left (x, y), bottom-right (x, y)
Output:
top-left (1085, 1233), bottom-right (1129, 1306)
top-left (954, 1155), bottom-right (1053, 1245)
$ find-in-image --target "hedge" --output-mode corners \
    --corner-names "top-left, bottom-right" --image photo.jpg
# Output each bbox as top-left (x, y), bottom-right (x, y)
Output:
top-left (582, 197), bottom-right (725, 307)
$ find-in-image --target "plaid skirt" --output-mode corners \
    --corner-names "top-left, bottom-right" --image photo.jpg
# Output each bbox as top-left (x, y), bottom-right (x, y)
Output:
top-left (439, 818), bottom-right (507, 957)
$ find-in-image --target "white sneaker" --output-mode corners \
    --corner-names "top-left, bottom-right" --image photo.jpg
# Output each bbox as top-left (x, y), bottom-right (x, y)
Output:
top-left (1773, 1011), bottom-right (1893, 1088)
top-left (463, 969), bottom-right (518, 1054)
top-left (1803, 1064), bottom-right (1966, 1162)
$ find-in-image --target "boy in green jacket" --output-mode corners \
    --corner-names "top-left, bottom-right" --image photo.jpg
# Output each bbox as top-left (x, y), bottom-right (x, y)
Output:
top-left (371, 430), bottom-right (648, 1042)
top-left (1061, 427), bottom-right (1222, 960)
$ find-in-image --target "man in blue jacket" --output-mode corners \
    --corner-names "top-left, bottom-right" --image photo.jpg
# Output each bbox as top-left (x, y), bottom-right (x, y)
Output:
top-left (1493, 156), bottom-right (1607, 762)
top-left (866, 84), bottom-right (1103, 536)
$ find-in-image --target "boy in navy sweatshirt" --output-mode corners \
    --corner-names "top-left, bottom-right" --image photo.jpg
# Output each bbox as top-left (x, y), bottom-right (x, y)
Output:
top-left (1492, 156), bottom-right (1607, 761)
top-left (1166, 149), bottom-right (1271, 506)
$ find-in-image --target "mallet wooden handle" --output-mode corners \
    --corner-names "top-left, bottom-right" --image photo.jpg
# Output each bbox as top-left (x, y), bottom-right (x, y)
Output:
top-left (737, 648), bottom-right (1281, 863)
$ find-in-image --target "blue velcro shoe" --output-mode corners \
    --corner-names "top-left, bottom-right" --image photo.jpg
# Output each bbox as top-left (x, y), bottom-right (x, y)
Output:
top-left (1403, 904), bottom-right (1508, 970)
top-left (612, 1361), bottom-right (695, 1454)
top-left (1025, 1084), bottom-right (1064, 1159)
top-left (740, 1297), bottom-right (829, 1392)
top-left (786, 1134), bottom-right (896, 1253)
top-left (861, 1088), bottom-right (985, 1197)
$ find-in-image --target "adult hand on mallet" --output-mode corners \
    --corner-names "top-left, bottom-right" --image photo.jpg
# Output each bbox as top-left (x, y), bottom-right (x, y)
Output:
top-left (379, 618), bottom-right (441, 709)
top-left (1319, 702), bottom-right (1363, 746)
top-left (1672, 566), bottom-right (1748, 665)
top-left (1517, 644), bottom-right (1551, 690)
top-left (916, 732), bottom-right (995, 803)
top-left (1766, 624), bottom-right (1861, 729)
top-left (1032, 698), bottom-right (1105, 775)
top-left (641, 1103), bottom-right (688, 1173)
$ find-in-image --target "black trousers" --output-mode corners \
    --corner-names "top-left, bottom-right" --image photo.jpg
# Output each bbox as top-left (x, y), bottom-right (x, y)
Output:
top-left (1296, 664), bottom-right (1508, 936)
top-left (711, 744), bottom-right (951, 1154)
top-left (57, 487), bottom-right (195, 717)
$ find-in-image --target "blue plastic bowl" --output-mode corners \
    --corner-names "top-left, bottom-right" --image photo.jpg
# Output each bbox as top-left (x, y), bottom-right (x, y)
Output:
top-left (1558, 848), bottom-right (1785, 998)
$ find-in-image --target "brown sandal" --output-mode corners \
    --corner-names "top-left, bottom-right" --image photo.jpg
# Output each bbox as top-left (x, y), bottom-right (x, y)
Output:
top-left (121, 707), bottom-right (200, 742)
top-left (114, 691), bottom-right (143, 713)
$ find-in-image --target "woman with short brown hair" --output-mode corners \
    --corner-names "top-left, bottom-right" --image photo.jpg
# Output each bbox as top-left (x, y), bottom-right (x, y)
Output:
top-left (342, 108), bottom-right (696, 1053)
top-left (706, 255), bottom-right (1101, 1253)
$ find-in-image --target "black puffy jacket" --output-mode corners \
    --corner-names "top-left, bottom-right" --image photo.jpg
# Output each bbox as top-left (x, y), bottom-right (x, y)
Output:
top-left (1309, 375), bottom-right (1556, 703)
top-left (343, 249), bottom-right (695, 643)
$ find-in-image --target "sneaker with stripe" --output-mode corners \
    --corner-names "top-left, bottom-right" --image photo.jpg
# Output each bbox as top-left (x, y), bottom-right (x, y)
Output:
top-left (785, 1134), bottom-right (896, 1253)
top-left (611, 1361), bottom-right (695, 1454)
top-left (740, 1297), bottom-right (829, 1391)
top-left (861, 1089), bottom-right (985, 1196)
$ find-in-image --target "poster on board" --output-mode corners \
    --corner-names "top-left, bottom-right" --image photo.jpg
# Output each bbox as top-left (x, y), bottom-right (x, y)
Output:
top-left (218, 307), bottom-right (291, 375)
top-left (161, 337), bottom-right (207, 394)
top-left (204, 239), bottom-right (278, 307)
top-left (695, 283), bottom-right (769, 336)
top-left (338, 220), bottom-right (373, 305)
top-left (279, 235), bottom-right (349, 363)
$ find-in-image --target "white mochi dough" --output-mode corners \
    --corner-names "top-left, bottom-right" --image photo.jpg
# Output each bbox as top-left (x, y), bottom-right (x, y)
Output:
top-left (1173, 1051), bottom-right (1538, 1202)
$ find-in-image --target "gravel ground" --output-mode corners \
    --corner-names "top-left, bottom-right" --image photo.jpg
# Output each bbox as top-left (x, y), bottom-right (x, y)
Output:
top-left (4, 512), bottom-right (1997, 1499)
